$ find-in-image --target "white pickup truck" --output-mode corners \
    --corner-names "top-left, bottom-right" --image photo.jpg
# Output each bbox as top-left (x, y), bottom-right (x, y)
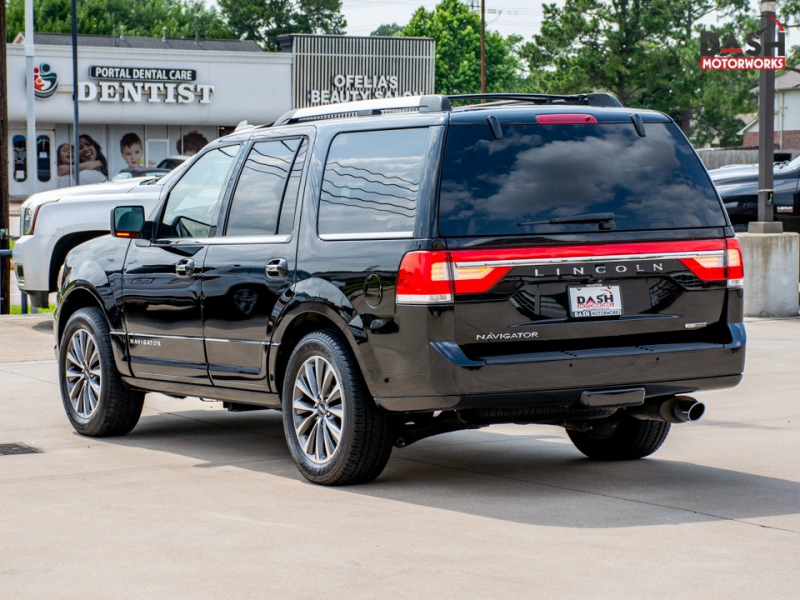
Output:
top-left (13, 174), bottom-right (174, 307)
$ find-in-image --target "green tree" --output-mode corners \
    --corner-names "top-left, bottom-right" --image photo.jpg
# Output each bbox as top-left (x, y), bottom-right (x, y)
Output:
top-left (400, 0), bottom-right (521, 95)
top-left (370, 23), bottom-right (402, 37)
top-left (522, 0), bottom-right (755, 145)
top-left (5, 0), bottom-right (233, 41)
top-left (218, 0), bottom-right (345, 51)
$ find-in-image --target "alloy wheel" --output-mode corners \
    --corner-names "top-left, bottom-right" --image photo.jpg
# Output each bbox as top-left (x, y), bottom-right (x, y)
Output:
top-left (64, 328), bottom-right (102, 419)
top-left (291, 356), bottom-right (345, 464)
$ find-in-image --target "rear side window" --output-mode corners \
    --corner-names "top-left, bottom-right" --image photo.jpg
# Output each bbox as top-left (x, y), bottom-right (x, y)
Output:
top-left (438, 122), bottom-right (726, 236)
top-left (226, 139), bottom-right (301, 237)
top-left (318, 128), bottom-right (428, 239)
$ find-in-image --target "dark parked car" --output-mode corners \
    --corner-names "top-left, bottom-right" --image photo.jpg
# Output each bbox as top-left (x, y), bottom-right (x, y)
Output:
top-left (709, 159), bottom-right (800, 231)
top-left (55, 93), bottom-right (746, 486)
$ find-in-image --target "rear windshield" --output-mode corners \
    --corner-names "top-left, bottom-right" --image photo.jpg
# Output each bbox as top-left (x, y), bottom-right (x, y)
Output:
top-left (438, 122), bottom-right (726, 236)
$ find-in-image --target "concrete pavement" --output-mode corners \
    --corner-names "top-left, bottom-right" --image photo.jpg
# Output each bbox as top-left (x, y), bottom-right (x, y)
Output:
top-left (0, 316), bottom-right (798, 598)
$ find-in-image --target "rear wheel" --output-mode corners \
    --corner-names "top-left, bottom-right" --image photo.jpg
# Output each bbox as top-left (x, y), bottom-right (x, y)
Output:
top-left (567, 414), bottom-right (670, 461)
top-left (282, 330), bottom-right (396, 485)
top-left (58, 307), bottom-right (144, 437)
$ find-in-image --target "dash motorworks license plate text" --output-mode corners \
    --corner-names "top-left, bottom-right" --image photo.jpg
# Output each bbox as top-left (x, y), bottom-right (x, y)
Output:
top-left (569, 284), bottom-right (623, 318)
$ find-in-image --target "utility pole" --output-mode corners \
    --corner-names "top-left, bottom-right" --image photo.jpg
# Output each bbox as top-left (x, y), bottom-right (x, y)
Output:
top-left (25, 0), bottom-right (36, 197)
top-left (71, 0), bottom-right (80, 185)
top-left (480, 0), bottom-right (486, 94)
top-left (1, 0), bottom-right (11, 314)
top-left (757, 1), bottom-right (777, 223)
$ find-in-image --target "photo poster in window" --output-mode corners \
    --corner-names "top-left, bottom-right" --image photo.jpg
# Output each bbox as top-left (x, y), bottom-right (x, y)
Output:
top-left (171, 127), bottom-right (216, 157)
top-left (55, 125), bottom-right (110, 188)
top-left (109, 126), bottom-right (146, 177)
top-left (12, 134), bottom-right (26, 182)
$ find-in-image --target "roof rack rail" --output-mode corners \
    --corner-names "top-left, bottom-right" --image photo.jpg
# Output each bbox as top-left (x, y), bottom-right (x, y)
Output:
top-left (273, 94), bottom-right (453, 126)
top-left (447, 93), bottom-right (623, 108)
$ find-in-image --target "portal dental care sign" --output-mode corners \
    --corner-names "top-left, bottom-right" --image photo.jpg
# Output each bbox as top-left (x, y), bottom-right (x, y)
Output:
top-left (79, 65), bottom-right (215, 104)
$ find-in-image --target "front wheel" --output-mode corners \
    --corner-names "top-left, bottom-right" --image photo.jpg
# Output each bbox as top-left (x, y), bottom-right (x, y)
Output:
top-left (58, 307), bottom-right (144, 437)
top-left (566, 414), bottom-right (670, 461)
top-left (282, 330), bottom-right (396, 486)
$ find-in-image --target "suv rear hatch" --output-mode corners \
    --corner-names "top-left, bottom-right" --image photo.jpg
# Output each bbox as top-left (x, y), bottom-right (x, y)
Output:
top-left (434, 110), bottom-right (740, 361)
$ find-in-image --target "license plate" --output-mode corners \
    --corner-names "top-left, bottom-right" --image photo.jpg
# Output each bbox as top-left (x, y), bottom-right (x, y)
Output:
top-left (568, 284), bottom-right (623, 318)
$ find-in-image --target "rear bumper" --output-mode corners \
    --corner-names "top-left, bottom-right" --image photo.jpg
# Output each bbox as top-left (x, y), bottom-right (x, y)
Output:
top-left (374, 323), bottom-right (746, 412)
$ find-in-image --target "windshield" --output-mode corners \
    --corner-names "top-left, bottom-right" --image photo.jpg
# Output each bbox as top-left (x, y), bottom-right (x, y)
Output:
top-left (780, 155), bottom-right (800, 170)
top-left (438, 122), bottom-right (726, 236)
top-left (141, 159), bottom-right (191, 186)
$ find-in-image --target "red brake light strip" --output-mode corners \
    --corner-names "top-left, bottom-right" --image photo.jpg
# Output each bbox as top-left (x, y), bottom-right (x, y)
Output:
top-left (396, 240), bottom-right (743, 304)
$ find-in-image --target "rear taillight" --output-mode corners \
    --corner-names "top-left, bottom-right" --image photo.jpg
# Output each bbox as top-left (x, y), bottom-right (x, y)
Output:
top-left (396, 251), bottom-right (453, 304)
top-left (396, 251), bottom-right (511, 304)
top-left (678, 238), bottom-right (743, 288)
top-left (725, 238), bottom-right (744, 288)
top-left (450, 261), bottom-right (511, 294)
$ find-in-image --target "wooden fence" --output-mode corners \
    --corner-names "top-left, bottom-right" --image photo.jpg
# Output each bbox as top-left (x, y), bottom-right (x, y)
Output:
top-left (696, 148), bottom-right (796, 170)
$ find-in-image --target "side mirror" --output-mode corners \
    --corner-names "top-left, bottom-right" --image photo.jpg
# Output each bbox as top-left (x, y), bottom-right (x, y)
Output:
top-left (111, 206), bottom-right (145, 239)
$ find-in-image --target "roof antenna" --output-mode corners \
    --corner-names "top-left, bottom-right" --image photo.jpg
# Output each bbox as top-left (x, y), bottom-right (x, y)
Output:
top-left (162, 27), bottom-right (167, 42)
top-left (194, 21), bottom-right (199, 43)
top-left (120, 25), bottom-right (125, 41)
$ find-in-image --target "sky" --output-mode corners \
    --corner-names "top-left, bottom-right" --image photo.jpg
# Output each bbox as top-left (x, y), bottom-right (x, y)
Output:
top-left (200, 1), bottom-right (796, 48)
top-left (337, 1), bottom-right (794, 45)
top-left (339, 0), bottom-right (546, 39)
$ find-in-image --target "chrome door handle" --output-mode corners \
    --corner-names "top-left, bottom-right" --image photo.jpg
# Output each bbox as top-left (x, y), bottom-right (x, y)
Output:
top-left (266, 258), bottom-right (288, 278)
top-left (175, 258), bottom-right (195, 277)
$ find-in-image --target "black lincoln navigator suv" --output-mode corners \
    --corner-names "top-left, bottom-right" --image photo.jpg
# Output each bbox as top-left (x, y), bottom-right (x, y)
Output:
top-left (55, 93), bottom-right (746, 485)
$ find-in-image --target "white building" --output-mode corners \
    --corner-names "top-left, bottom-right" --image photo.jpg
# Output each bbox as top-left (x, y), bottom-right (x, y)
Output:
top-left (740, 70), bottom-right (800, 155)
top-left (6, 32), bottom-right (434, 197)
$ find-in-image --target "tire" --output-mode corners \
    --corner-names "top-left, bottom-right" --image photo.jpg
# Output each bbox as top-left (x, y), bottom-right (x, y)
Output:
top-left (58, 307), bottom-right (144, 437)
top-left (282, 330), bottom-right (396, 486)
top-left (566, 414), bottom-right (670, 461)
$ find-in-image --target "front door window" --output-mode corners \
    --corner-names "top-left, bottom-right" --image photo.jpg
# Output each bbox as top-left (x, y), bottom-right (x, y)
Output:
top-left (159, 145), bottom-right (240, 239)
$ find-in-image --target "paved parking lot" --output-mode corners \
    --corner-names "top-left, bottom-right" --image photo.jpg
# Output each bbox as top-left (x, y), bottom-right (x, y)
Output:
top-left (1, 315), bottom-right (798, 599)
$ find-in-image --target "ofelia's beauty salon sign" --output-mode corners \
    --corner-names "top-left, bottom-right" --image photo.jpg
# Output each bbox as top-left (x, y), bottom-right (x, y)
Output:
top-left (78, 65), bottom-right (215, 104)
top-left (309, 74), bottom-right (426, 104)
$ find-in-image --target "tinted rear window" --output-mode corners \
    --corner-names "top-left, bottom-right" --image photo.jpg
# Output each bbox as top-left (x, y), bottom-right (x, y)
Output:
top-left (438, 122), bottom-right (725, 236)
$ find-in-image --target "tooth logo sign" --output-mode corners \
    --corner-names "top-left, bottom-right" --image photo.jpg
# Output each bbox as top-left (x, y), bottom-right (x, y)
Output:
top-left (33, 63), bottom-right (58, 99)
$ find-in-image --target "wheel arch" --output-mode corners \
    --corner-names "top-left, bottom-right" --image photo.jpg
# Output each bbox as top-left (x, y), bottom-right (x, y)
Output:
top-left (271, 302), bottom-right (370, 400)
top-left (57, 281), bottom-right (130, 377)
top-left (48, 231), bottom-right (108, 292)
top-left (56, 285), bottom-right (109, 345)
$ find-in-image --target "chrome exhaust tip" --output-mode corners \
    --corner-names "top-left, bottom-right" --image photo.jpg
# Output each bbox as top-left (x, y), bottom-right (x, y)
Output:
top-left (672, 398), bottom-right (705, 422)
top-left (628, 396), bottom-right (705, 424)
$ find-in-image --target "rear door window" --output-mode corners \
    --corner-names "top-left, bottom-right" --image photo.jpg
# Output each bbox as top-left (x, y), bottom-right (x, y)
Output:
top-left (438, 122), bottom-right (726, 236)
top-left (318, 128), bottom-right (429, 239)
top-left (225, 138), bottom-right (302, 237)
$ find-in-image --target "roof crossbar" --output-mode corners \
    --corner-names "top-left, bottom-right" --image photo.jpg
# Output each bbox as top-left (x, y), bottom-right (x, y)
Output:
top-left (447, 93), bottom-right (623, 108)
top-left (273, 94), bottom-right (453, 126)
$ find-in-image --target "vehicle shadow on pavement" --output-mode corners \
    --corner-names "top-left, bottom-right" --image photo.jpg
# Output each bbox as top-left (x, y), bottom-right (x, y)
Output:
top-left (105, 406), bottom-right (800, 530)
